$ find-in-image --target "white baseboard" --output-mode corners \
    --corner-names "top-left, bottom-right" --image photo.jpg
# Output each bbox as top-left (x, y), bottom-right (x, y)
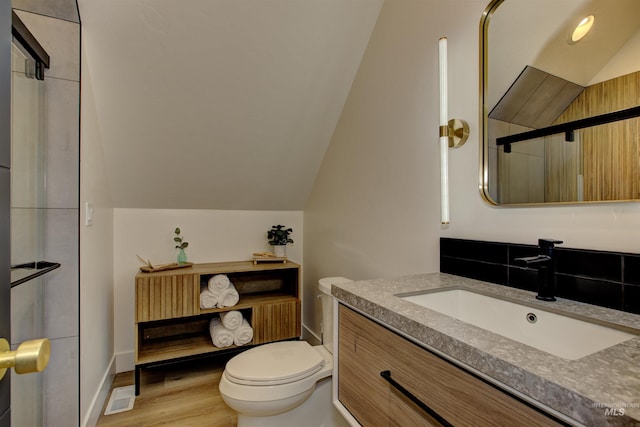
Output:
top-left (81, 355), bottom-right (116, 427)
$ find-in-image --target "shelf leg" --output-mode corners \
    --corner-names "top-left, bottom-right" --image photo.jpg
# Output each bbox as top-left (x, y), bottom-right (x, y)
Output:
top-left (135, 366), bottom-right (140, 396)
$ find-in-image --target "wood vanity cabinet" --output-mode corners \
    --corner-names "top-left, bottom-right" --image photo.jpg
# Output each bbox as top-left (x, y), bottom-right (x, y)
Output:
top-left (338, 305), bottom-right (564, 427)
top-left (134, 261), bottom-right (301, 395)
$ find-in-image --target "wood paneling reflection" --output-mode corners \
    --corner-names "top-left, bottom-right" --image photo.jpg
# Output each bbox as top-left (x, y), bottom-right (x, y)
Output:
top-left (554, 71), bottom-right (640, 201)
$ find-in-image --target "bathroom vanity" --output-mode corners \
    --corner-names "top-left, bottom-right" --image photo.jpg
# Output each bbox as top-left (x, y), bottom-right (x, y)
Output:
top-left (134, 260), bottom-right (301, 395)
top-left (332, 274), bottom-right (640, 426)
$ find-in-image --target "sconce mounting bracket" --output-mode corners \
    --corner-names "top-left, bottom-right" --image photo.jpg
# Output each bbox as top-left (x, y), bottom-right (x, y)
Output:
top-left (448, 118), bottom-right (469, 148)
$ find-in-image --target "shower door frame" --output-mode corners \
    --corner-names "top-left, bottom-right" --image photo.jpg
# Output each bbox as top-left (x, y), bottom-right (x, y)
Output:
top-left (0, 7), bottom-right (51, 427)
top-left (0, 0), bottom-right (12, 424)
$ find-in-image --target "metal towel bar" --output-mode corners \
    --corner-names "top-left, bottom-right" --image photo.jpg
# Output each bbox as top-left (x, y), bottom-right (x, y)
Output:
top-left (496, 105), bottom-right (640, 153)
top-left (11, 261), bottom-right (61, 287)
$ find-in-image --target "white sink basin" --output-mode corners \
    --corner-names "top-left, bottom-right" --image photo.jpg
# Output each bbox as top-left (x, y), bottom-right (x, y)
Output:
top-left (400, 289), bottom-right (637, 360)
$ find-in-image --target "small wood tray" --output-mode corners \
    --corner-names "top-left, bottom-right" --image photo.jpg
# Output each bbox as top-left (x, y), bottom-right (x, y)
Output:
top-left (139, 262), bottom-right (194, 273)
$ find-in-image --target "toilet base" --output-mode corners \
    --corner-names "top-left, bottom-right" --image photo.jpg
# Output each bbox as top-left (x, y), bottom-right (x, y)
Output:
top-left (236, 377), bottom-right (350, 427)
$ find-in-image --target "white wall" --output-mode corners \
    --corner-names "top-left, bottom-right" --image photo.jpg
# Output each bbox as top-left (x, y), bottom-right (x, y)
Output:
top-left (74, 0), bottom-right (382, 212)
top-left (80, 41), bottom-right (116, 426)
top-left (112, 209), bottom-right (303, 371)
top-left (591, 28), bottom-right (640, 84)
top-left (304, 0), bottom-right (456, 336)
top-left (303, 0), bottom-right (640, 338)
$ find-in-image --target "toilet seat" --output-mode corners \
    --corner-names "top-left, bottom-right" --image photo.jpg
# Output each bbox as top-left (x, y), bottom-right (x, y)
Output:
top-left (225, 341), bottom-right (325, 386)
top-left (219, 343), bottom-right (333, 408)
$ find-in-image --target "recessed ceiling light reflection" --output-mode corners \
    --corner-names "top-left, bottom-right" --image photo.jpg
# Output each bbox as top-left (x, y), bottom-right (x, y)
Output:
top-left (570, 15), bottom-right (595, 44)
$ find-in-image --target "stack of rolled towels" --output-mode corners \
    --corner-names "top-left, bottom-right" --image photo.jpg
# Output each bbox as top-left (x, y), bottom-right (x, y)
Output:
top-left (209, 310), bottom-right (253, 348)
top-left (200, 274), bottom-right (240, 309)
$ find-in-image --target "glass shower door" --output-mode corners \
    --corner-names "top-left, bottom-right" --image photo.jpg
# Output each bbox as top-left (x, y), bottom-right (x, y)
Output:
top-left (10, 37), bottom-right (46, 427)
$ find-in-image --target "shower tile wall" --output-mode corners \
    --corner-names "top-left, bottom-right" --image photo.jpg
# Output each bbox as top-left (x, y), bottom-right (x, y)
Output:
top-left (12, 7), bottom-right (79, 427)
top-left (489, 119), bottom-right (545, 204)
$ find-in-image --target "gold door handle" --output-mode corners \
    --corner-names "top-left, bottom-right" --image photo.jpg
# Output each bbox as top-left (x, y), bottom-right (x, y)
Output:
top-left (0, 338), bottom-right (50, 380)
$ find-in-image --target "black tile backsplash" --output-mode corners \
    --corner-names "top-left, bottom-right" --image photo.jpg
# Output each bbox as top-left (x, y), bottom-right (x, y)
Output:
top-left (506, 266), bottom-right (538, 293)
top-left (623, 284), bottom-right (640, 314)
top-left (440, 238), bottom-right (508, 264)
top-left (624, 255), bottom-right (640, 286)
top-left (440, 238), bottom-right (640, 315)
top-left (508, 244), bottom-right (540, 261)
top-left (440, 256), bottom-right (508, 285)
top-left (555, 248), bottom-right (622, 282)
top-left (555, 275), bottom-right (623, 310)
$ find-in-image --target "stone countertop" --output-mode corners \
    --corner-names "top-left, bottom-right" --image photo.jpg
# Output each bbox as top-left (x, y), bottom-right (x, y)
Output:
top-left (331, 273), bottom-right (640, 427)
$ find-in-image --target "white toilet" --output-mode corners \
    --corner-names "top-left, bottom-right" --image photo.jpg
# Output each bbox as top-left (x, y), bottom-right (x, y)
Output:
top-left (219, 277), bottom-right (352, 427)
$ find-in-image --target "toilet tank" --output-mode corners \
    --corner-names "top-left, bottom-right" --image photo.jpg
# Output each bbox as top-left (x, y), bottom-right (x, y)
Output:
top-left (318, 277), bottom-right (352, 354)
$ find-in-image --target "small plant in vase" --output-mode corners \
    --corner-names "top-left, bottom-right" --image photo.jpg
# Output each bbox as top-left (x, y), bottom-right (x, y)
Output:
top-left (174, 227), bottom-right (189, 264)
top-left (267, 225), bottom-right (293, 257)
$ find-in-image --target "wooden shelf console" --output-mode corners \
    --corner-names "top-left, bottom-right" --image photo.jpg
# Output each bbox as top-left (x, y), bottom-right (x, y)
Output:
top-left (134, 260), bottom-right (301, 395)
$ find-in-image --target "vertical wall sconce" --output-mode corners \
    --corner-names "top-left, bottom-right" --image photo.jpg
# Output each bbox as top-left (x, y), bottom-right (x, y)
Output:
top-left (438, 37), bottom-right (469, 224)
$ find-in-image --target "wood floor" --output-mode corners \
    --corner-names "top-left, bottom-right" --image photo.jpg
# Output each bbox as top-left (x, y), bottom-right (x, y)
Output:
top-left (96, 356), bottom-right (237, 427)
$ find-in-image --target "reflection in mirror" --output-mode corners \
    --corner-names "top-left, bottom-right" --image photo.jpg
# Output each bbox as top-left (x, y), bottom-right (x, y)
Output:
top-left (480, 0), bottom-right (640, 205)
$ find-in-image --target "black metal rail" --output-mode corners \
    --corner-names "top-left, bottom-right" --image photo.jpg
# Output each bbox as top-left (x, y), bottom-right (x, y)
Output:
top-left (12, 10), bottom-right (50, 80)
top-left (496, 105), bottom-right (640, 153)
top-left (11, 261), bottom-right (61, 287)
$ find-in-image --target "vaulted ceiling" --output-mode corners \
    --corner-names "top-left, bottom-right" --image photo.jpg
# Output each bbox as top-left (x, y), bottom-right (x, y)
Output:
top-left (79, 0), bottom-right (382, 210)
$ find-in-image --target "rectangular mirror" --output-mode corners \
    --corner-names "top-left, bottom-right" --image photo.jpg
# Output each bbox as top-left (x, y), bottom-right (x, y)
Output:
top-left (480, 0), bottom-right (640, 205)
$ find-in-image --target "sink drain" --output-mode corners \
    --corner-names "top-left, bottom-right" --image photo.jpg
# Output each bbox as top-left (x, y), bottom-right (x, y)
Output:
top-left (526, 313), bottom-right (537, 323)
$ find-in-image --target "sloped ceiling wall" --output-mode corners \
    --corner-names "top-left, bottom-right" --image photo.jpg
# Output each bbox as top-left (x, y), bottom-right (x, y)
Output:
top-left (79, 0), bottom-right (382, 210)
top-left (12, 0), bottom-right (79, 22)
top-left (488, 0), bottom-right (640, 110)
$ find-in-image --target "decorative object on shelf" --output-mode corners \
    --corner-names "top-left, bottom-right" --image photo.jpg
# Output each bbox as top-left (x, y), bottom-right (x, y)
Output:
top-left (174, 227), bottom-right (189, 264)
top-left (438, 37), bottom-right (469, 225)
top-left (251, 252), bottom-right (288, 264)
top-left (136, 254), bottom-right (193, 273)
top-left (267, 225), bottom-right (293, 257)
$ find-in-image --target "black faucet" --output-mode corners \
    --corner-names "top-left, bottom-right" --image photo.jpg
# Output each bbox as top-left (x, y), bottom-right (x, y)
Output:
top-left (513, 239), bottom-right (563, 301)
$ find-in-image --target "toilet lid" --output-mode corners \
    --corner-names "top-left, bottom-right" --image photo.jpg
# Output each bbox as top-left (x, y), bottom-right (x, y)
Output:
top-left (225, 341), bottom-right (325, 386)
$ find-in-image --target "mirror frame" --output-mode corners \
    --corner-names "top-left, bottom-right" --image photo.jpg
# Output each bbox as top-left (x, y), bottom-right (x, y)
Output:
top-left (478, 0), bottom-right (640, 207)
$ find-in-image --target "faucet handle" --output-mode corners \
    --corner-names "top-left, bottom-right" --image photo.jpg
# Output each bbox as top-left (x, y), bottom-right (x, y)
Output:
top-left (538, 238), bottom-right (563, 248)
top-left (538, 239), bottom-right (563, 257)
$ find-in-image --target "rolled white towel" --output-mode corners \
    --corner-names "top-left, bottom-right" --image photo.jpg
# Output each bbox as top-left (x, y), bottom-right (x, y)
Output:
top-left (200, 286), bottom-right (218, 309)
top-left (216, 286), bottom-right (239, 308)
top-left (219, 310), bottom-right (243, 330)
top-left (233, 319), bottom-right (253, 346)
top-left (208, 274), bottom-right (231, 294)
top-left (209, 318), bottom-right (234, 348)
